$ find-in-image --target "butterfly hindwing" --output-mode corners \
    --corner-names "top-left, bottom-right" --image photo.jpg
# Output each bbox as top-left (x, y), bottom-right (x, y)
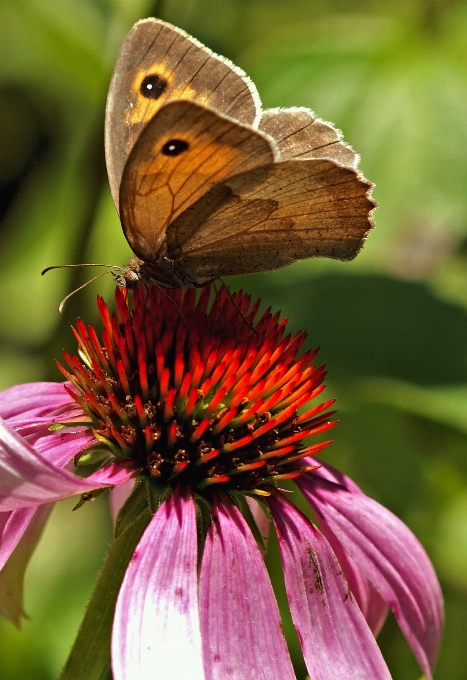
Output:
top-left (169, 158), bottom-right (375, 279)
top-left (259, 107), bottom-right (358, 166)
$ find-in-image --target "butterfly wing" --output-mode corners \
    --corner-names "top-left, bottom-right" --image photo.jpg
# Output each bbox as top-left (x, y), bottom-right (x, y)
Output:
top-left (259, 107), bottom-right (358, 167)
top-left (168, 159), bottom-right (375, 279)
top-left (119, 100), bottom-right (277, 263)
top-left (106, 18), bottom-right (261, 208)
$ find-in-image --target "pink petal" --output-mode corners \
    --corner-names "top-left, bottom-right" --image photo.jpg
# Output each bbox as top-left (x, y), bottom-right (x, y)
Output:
top-left (0, 382), bottom-right (73, 420)
top-left (88, 461), bottom-right (140, 486)
top-left (109, 481), bottom-right (134, 521)
top-left (269, 492), bottom-right (392, 680)
top-left (199, 494), bottom-right (295, 680)
top-left (7, 410), bottom-right (87, 434)
top-left (0, 503), bottom-right (51, 627)
top-left (318, 519), bottom-right (388, 636)
top-left (298, 463), bottom-right (443, 680)
top-left (31, 430), bottom-right (96, 467)
top-left (0, 507), bottom-right (44, 571)
top-left (0, 418), bottom-right (111, 510)
top-left (246, 496), bottom-right (271, 547)
top-left (112, 486), bottom-right (204, 680)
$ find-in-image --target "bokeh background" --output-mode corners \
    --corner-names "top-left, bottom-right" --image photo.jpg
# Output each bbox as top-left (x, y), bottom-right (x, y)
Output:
top-left (1, 0), bottom-right (467, 677)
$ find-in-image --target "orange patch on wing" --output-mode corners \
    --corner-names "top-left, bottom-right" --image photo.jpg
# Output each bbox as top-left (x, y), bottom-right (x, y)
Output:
top-left (126, 66), bottom-right (197, 127)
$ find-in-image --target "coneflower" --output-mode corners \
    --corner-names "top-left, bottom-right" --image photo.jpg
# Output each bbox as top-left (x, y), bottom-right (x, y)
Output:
top-left (0, 284), bottom-right (443, 680)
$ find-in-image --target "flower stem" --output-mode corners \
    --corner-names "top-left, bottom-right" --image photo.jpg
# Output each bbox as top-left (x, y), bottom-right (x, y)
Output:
top-left (60, 482), bottom-right (152, 680)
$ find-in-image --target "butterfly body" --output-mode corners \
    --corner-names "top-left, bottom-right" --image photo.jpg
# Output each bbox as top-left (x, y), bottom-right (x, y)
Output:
top-left (118, 255), bottom-right (208, 289)
top-left (106, 18), bottom-right (375, 288)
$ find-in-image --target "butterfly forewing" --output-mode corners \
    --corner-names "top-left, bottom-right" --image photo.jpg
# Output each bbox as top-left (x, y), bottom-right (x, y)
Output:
top-left (106, 18), bottom-right (261, 208)
top-left (119, 100), bottom-right (277, 263)
top-left (171, 159), bottom-right (375, 279)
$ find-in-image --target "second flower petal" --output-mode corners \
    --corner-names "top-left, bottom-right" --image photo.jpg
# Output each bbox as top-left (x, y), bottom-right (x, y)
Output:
top-left (0, 418), bottom-right (110, 510)
top-left (269, 492), bottom-right (392, 680)
top-left (199, 494), bottom-right (296, 680)
top-left (298, 464), bottom-right (443, 680)
top-left (112, 486), bottom-right (204, 680)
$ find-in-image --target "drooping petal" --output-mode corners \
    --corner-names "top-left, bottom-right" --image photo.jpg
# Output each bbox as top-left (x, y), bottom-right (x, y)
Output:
top-left (0, 503), bottom-right (51, 626)
top-left (318, 518), bottom-right (388, 636)
top-left (88, 461), bottom-right (140, 486)
top-left (109, 481), bottom-right (134, 522)
top-left (199, 494), bottom-right (296, 680)
top-left (112, 486), bottom-right (203, 680)
top-left (30, 430), bottom-right (96, 468)
top-left (0, 507), bottom-right (43, 571)
top-left (6, 410), bottom-right (86, 445)
top-left (0, 418), bottom-right (110, 511)
top-left (7, 409), bottom-right (88, 434)
top-left (0, 382), bottom-right (73, 420)
top-left (246, 496), bottom-right (271, 547)
top-left (269, 492), bottom-right (392, 680)
top-left (298, 463), bottom-right (443, 680)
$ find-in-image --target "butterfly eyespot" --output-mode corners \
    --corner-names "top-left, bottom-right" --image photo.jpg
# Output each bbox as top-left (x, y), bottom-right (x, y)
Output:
top-left (162, 139), bottom-right (190, 156)
top-left (140, 73), bottom-right (168, 100)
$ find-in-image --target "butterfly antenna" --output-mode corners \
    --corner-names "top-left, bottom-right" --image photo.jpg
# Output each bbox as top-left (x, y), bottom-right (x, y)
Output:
top-left (41, 263), bottom-right (123, 276)
top-left (56, 271), bottom-right (114, 313)
top-left (217, 279), bottom-right (260, 337)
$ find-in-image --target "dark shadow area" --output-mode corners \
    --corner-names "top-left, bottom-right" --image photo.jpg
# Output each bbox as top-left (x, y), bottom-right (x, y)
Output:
top-left (241, 272), bottom-right (467, 385)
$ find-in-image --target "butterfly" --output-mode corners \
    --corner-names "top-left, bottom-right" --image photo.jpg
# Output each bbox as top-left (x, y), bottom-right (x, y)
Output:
top-left (105, 18), bottom-right (375, 289)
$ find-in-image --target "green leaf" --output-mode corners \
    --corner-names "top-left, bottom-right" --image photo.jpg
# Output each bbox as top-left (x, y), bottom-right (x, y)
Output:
top-left (359, 377), bottom-right (467, 436)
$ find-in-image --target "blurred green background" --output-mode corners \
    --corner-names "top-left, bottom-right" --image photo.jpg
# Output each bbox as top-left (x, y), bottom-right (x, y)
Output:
top-left (1, 0), bottom-right (466, 677)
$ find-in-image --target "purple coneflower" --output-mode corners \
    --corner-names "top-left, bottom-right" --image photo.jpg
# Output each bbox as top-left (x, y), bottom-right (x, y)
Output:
top-left (0, 284), bottom-right (442, 680)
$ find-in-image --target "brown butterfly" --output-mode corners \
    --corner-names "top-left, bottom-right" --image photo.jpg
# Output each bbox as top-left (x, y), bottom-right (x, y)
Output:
top-left (104, 19), bottom-right (375, 289)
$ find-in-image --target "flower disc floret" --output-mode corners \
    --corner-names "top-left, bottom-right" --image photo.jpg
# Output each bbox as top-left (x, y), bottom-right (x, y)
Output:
top-left (58, 284), bottom-right (336, 494)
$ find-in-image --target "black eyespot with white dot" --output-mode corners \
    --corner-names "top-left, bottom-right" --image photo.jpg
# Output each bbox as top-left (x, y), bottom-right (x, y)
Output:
top-left (140, 74), bottom-right (168, 100)
top-left (162, 139), bottom-right (190, 156)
